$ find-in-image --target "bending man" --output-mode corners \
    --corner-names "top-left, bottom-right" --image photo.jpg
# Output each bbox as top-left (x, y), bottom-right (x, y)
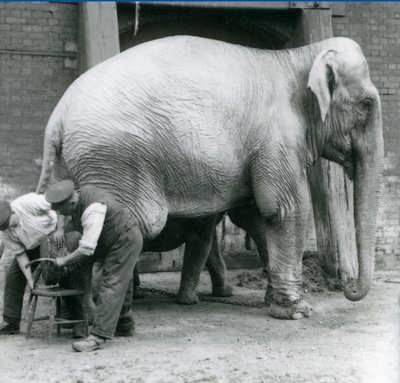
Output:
top-left (45, 180), bottom-right (143, 352)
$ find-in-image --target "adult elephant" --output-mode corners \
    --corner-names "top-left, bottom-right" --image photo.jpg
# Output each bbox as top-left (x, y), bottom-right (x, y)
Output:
top-left (36, 36), bottom-right (383, 319)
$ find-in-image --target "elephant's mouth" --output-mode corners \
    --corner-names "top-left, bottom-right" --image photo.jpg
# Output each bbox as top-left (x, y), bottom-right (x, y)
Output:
top-left (343, 148), bottom-right (356, 181)
top-left (344, 160), bottom-right (355, 181)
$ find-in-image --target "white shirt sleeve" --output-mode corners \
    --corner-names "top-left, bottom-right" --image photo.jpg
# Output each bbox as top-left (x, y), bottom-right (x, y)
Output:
top-left (78, 203), bottom-right (107, 256)
top-left (10, 193), bottom-right (58, 250)
top-left (0, 231), bottom-right (25, 256)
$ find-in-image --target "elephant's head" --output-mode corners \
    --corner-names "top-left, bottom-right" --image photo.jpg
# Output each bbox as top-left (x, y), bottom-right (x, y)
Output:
top-left (308, 43), bottom-right (384, 301)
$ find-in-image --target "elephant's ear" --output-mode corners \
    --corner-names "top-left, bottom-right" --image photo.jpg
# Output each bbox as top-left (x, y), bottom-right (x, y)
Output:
top-left (307, 49), bottom-right (338, 122)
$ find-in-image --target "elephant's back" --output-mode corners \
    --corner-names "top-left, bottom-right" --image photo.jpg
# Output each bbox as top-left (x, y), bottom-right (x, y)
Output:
top-left (120, 35), bottom-right (252, 69)
top-left (64, 36), bottom-right (258, 112)
top-left (58, 36), bottom-right (262, 238)
top-left (62, 35), bottom-right (262, 156)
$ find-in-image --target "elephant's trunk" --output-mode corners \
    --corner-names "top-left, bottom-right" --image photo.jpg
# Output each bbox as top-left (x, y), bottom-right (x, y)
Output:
top-left (344, 98), bottom-right (384, 301)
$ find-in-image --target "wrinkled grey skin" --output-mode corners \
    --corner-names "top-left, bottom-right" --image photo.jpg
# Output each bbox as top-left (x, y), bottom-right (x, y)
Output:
top-left (37, 36), bottom-right (383, 319)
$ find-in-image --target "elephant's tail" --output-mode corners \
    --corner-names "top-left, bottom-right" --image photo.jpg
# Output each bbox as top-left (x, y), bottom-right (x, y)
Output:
top-left (36, 110), bottom-right (63, 194)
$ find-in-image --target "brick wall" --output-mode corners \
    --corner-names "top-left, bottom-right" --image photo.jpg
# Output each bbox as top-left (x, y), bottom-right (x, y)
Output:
top-left (0, 2), bottom-right (78, 199)
top-left (332, 2), bottom-right (400, 269)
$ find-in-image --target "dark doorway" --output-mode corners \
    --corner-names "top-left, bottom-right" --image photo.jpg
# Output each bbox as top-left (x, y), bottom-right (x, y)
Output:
top-left (117, 3), bottom-right (301, 52)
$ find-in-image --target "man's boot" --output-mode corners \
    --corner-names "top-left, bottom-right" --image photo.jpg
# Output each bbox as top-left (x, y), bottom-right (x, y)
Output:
top-left (72, 334), bottom-right (106, 352)
top-left (0, 320), bottom-right (20, 335)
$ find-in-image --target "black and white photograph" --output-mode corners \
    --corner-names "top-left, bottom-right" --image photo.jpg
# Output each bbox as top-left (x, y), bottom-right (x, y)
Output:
top-left (0, 1), bottom-right (398, 382)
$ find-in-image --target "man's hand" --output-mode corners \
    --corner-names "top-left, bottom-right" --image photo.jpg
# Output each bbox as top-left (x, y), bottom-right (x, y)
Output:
top-left (52, 229), bottom-right (65, 247)
top-left (16, 253), bottom-right (35, 291)
top-left (27, 277), bottom-right (34, 290)
top-left (55, 257), bottom-right (67, 268)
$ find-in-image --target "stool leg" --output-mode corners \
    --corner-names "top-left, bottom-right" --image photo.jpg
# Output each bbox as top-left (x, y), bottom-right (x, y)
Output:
top-left (48, 314), bottom-right (54, 342)
top-left (27, 292), bottom-right (34, 308)
top-left (25, 295), bottom-right (38, 340)
top-left (83, 305), bottom-right (89, 337)
top-left (56, 297), bottom-right (61, 337)
top-left (80, 293), bottom-right (89, 337)
top-left (48, 297), bottom-right (56, 342)
top-left (25, 292), bottom-right (34, 327)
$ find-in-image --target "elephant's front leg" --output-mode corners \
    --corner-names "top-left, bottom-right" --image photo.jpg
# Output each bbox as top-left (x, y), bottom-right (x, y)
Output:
top-left (177, 216), bottom-right (218, 305)
top-left (205, 231), bottom-right (233, 298)
top-left (251, 148), bottom-right (312, 319)
top-left (264, 197), bottom-right (312, 320)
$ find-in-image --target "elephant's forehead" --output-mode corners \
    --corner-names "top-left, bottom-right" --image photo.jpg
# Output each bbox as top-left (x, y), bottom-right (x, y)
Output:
top-left (337, 50), bottom-right (369, 79)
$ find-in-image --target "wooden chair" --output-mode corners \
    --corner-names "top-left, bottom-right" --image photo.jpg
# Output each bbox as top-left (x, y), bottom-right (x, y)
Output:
top-left (25, 258), bottom-right (89, 341)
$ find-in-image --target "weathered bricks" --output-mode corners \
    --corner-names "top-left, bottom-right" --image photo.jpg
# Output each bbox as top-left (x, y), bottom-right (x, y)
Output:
top-left (0, 3), bottom-right (78, 199)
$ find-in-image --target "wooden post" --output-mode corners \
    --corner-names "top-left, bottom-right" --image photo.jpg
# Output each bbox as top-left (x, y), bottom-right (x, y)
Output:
top-left (296, 9), bottom-right (357, 283)
top-left (78, 2), bottom-right (120, 73)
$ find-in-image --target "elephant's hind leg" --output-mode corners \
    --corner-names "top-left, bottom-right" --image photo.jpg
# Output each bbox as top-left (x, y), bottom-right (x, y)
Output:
top-left (177, 216), bottom-right (219, 305)
top-left (205, 231), bottom-right (233, 298)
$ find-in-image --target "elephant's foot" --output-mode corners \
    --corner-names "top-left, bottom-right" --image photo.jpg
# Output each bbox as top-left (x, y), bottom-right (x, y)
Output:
top-left (176, 288), bottom-right (200, 305)
top-left (212, 284), bottom-right (233, 298)
top-left (268, 299), bottom-right (313, 320)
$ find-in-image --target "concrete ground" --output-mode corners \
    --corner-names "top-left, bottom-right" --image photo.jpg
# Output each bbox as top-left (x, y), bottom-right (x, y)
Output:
top-left (0, 265), bottom-right (399, 383)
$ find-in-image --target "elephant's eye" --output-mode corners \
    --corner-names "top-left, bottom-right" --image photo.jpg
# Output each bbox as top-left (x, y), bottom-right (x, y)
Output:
top-left (354, 97), bottom-right (373, 126)
top-left (360, 97), bottom-right (372, 110)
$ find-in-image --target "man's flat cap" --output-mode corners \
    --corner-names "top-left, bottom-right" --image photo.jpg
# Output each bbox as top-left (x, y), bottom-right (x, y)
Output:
top-left (45, 180), bottom-right (75, 204)
top-left (0, 200), bottom-right (11, 230)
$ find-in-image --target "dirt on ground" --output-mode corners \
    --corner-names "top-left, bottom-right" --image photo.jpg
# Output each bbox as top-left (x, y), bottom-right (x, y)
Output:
top-left (0, 256), bottom-right (399, 383)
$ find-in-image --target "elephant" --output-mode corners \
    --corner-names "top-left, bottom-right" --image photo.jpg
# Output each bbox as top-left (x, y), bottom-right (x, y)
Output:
top-left (36, 36), bottom-right (383, 320)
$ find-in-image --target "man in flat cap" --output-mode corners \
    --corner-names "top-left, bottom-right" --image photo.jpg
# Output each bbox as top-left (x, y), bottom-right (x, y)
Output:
top-left (45, 180), bottom-right (143, 352)
top-left (0, 192), bottom-right (65, 335)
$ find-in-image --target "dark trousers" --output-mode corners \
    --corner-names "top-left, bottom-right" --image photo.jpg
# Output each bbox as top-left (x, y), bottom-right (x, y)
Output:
top-left (3, 248), bottom-right (40, 325)
top-left (2, 246), bottom-right (87, 325)
top-left (90, 226), bottom-right (142, 340)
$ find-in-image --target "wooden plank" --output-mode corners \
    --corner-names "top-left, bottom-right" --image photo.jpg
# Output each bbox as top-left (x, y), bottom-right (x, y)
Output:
top-left (310, 162), bottom-right (357, 281)
top-left (144, 2), bottom-right (330, 10)
top-left (138, 247), bottom-right (185, 273)
top-left (78, 2), bottom-right (120, 73)
top-left (331, 2), bottom-right (346, 17)
top-left (138, 248), bottom-right (263, 273)
top-left (145, 2), bottom-right (293, 10)
top-left (295, 9), bottom-right (357, 282)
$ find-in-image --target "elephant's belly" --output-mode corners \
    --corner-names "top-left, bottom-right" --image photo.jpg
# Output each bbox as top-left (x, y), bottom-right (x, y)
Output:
top-left (166, 175), bottom-right (252, 217)
top-left (142, 217), bottom-right (187, 252)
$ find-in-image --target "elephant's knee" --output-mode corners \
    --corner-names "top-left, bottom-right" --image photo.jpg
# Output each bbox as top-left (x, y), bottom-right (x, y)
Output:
top-left (253, 194), bottom-right (279, 223)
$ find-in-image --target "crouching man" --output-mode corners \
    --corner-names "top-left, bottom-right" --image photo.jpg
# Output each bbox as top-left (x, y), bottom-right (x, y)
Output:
top-left (0, 193), bottom-right (65, 335)
top-left (45, 180), bottom-right (143, 352)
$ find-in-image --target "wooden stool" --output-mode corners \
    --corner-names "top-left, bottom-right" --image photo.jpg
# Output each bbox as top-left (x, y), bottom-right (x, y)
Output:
top-left (25, 286), bottom-right (89, 340)
top-left (25, 258), bottom-right (89, 341)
